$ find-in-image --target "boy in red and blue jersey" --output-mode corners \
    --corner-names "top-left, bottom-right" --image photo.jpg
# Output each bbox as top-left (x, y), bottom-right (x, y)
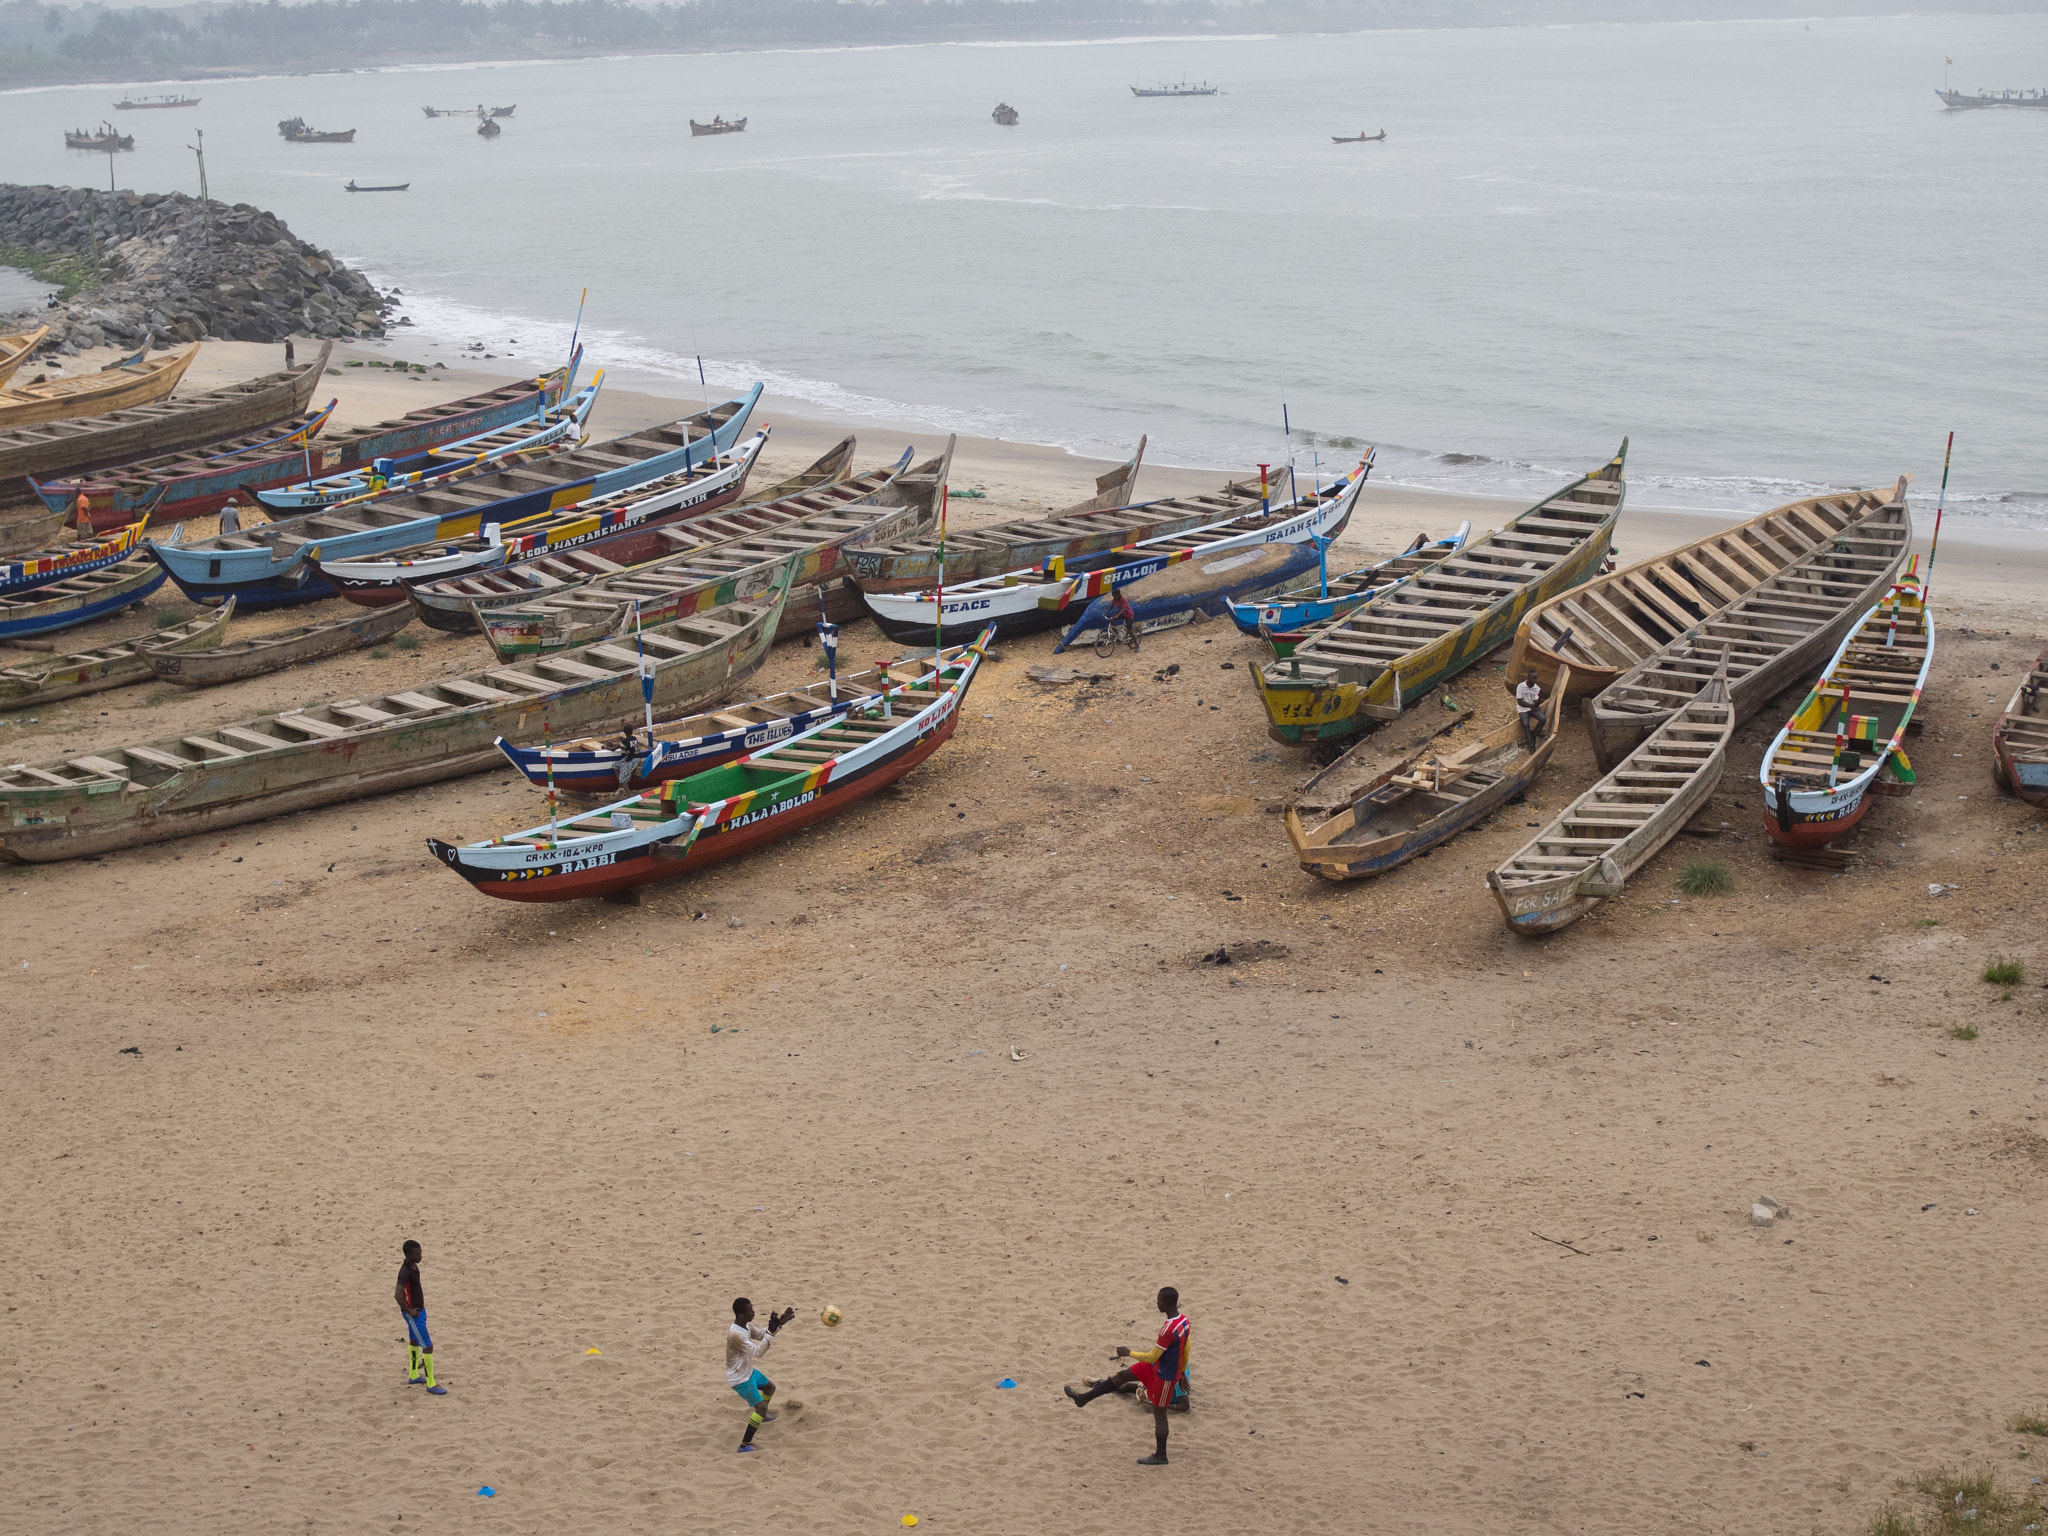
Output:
top-left (395, 1240), bottom-right (445, 1395)
top-left (1065, 1286), bottom-right (1189, 1465)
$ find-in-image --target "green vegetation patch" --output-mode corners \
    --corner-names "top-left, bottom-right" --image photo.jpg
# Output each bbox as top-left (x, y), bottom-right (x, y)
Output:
top-left (0, 244), bottom-right (101, 301)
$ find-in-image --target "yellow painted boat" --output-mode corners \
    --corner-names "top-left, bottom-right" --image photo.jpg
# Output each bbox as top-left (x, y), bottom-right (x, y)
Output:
top-left (1252, 442), bottom-right (1625, 748)
top-left (0, 343), bottom-right (198, 430)
top-left (0, 326), bottom-right (52, 389)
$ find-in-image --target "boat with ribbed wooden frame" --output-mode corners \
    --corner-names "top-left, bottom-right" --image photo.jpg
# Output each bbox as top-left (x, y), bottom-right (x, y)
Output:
top-left (1992, 641), bottom-right (2048, 807)
top-left (0, 598), bottom-right (233, 705)
top-left (0, 344), bottom-right (198, 431)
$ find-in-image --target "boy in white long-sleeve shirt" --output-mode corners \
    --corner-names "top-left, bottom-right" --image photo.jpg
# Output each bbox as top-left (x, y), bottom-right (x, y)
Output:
top-left (727, 1297), bottom-right (795, 1453)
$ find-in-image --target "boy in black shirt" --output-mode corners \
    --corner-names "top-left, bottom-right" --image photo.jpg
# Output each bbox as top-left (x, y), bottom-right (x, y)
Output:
top-left (395, 1240), bottom-right (445, 1394)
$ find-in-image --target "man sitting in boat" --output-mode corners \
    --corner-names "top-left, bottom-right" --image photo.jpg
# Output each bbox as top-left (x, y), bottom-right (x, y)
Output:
top-left (1515, 670), bottom-right (1544, 748)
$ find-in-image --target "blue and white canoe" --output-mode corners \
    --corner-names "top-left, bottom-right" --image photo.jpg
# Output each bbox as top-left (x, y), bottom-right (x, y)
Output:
top-left (252, 376), bottom-right (602, 513)
top-left (148, 385), bottom-right (763, 611)
top-left (0, 544), bottom-right (173, 640)
top-left (860, 464), bottom-right (1368, 650)
top-left (1226, 521), bottom-right (1469, 639)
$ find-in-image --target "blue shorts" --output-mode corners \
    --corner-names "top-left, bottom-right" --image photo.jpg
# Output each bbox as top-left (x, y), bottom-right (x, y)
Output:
top-left (732, 1368), bottom-right (770, 1406)
top-left (404, 1310), bottom-right (433, 1351)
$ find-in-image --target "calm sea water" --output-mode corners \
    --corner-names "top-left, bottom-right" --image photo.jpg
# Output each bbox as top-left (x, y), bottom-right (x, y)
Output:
top-left (6, 13), bottom-right (2047, 525)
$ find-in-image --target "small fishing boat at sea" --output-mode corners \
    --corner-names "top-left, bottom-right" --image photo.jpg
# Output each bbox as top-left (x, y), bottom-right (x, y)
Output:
top-left (1253, 444), bottom-right (1626, 747)
top-left (1331, 130), bottom-right (1386, 142)
top-left (1758, 563), bottom-right (1935, 849)
top-left (1131, 82), bottom-right (1217, 97)
top-left (477, 117), bottom-right (502, 139)
top-left (0, 565), bottom-right (796, 863)
top-left (1992, 641), bottom-right (2048, 807)
top-left (150, 385), bottom-right (760, 610)
top-left (690, 116), bottom-right (747, 135)
top-left (314, 431), bottom-right (765, 606)
top-left (1936, 87), bottom-right (2048, 109)
top-left (65, 128), bottom-right (134, 151)
top-left (279, 118), bottom-right (355, 143)
top-left (143, 601), bottom-right (412, 687)
top-left (1489, 665), bottom-right (1735, 934)
top-left (0, 599), bottom-right (233, 706)
top-left (345, 180), bottom-right (410, 193)
top-left (0, 327), bottom-right (51, 391)
top-left (992, 103), bottom-right (1019, 125)
top-left (38, 359), bottom-right (571, 532)
top-left (0, 345), bottom-right (197, 432)
top-left (429, 631), bottom-right (990, 903)
top-left (1, 514), bottom-right (153, 599)
top-left (1510, 481), bottom-right (1908, 703)
top-left (115, 94), bottom-right (200, 109)
top-left (1287, 666), bottom-right (1570, 881)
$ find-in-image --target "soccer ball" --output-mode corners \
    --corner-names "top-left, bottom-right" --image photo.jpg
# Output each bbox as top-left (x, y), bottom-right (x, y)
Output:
top-left (821, 1305), bottom-right (843, 1328)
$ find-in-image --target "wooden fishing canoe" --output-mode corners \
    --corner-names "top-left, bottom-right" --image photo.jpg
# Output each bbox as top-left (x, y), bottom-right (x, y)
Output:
top-left (1508, 482), bottom-right (1909, 701)
top-left (464, 442), bottom-right (951, 657)
top-left (0, 562), bottom-right (798, 862)
top-left (0, 552), bottom-right (168, 640)
top-left (0, 599), bottom-right (234, 705)
top-left (1285, 666), bottom-right (1570, 880)
top-left (1992, 642), bottom-right (2048, 806)
top-left (144, 601), bottom-right (413, 687)
top-left (1253, 443), bottom-right (1626, 747)
top-left (1488, 666), bottom-right (1735, 934)
top-left (1583, 479), bottom-right (1909, 770)
top-left (1, 514), bottom-right (153, 599)
top-left (0, 327), bottom-right (52, 390)
top-left (0, 345), bottom-right (199, 431)
top-left (1758, 565), bottom-right (1934, 849)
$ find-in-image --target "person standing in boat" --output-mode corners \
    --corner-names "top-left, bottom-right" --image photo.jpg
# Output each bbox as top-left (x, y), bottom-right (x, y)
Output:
top-left (1515, 670), bottom-right (1545, 748)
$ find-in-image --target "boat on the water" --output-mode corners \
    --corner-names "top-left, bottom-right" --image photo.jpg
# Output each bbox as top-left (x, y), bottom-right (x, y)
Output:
top-left (144, 601), bottom-right (412, 687)
top-left (0, 565), bottom-right (797, 863)
top-left (477, 117), bottom-right (502, 139)
top-left (1992, 641), bottom-right (2048, 807)
top-left (345, 180), bottom-right (410, 192)
top-left (1584, 478), bottom-right (1910, 771)
top-left (0, 599), bottom-right (233, 706)
top-left (1131, 82), bottom-right (1218, 96)
top-left (1252, 444), bottom-right (1626, 747)
top-left (65, 129), bottom-right (134, 151)
top-left (1332, 130), bottom-right (1386, 142)
top-left (279, 117), bottom-right (355, 143)
top-left (429, 630), bottom-right (990, 903)
top-left (1, 514), bottom-right (153, 599)
top-left (1489, 664), bottom-right (1736, 934)
top-left (253, 378), bottom-right (599, 513)
top-left (149, 385), bottom-right (761, 610)
top-left (38, 358), bottom-right (572, 532)
top-left (1936, 88), bottom-right (2048, 109)
top-left (0, 327), bottom-right (52, 391)
top-left (313, 431), bottom-right (766, 607)
top-left (0, 342), bottom-right (330, 498)
top-left (1285, 665), bottom-right (1571, 882)
top-left (690, 116), bottom-right (747, 135)
top-left (992, 103), bottom-right (1019, 125)
top-left (1511, 481), bottom-right (1909, 704)
top-left (0, 345), bottom-right (197, 433)
top-left (1757, 563), bottom-right (1935, 850)
top-left (115, 94), bottom-right (200, 109)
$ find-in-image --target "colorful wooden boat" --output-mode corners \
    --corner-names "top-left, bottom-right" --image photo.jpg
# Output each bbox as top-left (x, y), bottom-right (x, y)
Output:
top-left (1508, 482), bottom-right (1908, 702)
top-left (313, 431), bottom-right (765, 607)
top-left (861, 467), bottom-right (1365, 650)
top-left (1489, 665), bottom-right (1734, 934)
top-left (0, 551), bottom-right (168, 640)
top-left (0, 327), bottom-right (51, 391)
top-left (148, 386), bottom-right (761, 611)
top-left (1228, 520), bottom-right (1470, 642)
top-left (0, 599), bottom-right (234, 705)
top-left (1252, 443), bottom-right (1625, 748)
top-left (844, 438), bottom-right (1155, 592)
top-left (1758, 565), bottom-right (1934, 849)
top-left (0, 342), bottom-right (331, 497)
top-left (0, 345), bottom-right (197, 431)
top-left (1584, 480), bottom-right (1910, 771)
top-left (0, 563), bottom-right (797, 863)
top-left (1992, 642), bottom-right (2048, 807)
top-left (34, 354), bottom-right (566, 533)
top-left (429, 632), bottom-right (990, 903)
top-left (1, 514), bottom-right (152, 599)
top-left (143, 601), bottom-right (412, 687)
top-left (462, 445), bottom-right (945, 656)
top-left (252, 378), bottom-right (599, 513)
top-left (1285, 667), bottom-right (1570, 881)
top-left (403, 435), bottom-right (872, 635)
top-left (495, 655), bottom-right (927, 796)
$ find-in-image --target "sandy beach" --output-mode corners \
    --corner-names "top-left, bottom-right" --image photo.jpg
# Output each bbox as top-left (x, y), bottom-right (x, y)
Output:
top-left (4, 340), bottom-right (2046, 1535)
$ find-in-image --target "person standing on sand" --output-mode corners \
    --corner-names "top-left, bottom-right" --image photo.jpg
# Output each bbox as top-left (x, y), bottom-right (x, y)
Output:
top-left (395, 1240), bottom-right (445, 1394)
top-left (1064, 1286), bottom-right (1189, 1465)
top-left (727, 1298), bottom-right (795, 1454)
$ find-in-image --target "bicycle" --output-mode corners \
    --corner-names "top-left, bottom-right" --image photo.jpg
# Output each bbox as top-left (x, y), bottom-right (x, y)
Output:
top-left (1093, 615), bottom-right (1141, 658)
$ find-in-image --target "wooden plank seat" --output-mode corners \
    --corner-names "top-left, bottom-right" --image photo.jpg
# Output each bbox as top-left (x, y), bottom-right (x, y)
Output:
top-left (184, 737), bottom-right (245, 756)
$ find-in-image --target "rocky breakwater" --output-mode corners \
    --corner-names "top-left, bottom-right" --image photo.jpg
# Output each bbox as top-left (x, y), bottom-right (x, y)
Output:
top-left (0, 183), bottom-right (399, 353)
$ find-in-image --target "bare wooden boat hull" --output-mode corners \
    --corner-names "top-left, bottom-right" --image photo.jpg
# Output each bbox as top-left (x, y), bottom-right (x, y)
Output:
top-left (0, 572), bottom-right (795, 862)
top-left (145, 601), bottom-right (412, 687)
top-left (1585, 483), bottom-right (1910, 771)
top-left (1508, 482), bottom-right (1906, 702)
top-left (0, 327), bottom-right (52, 391)
top-left (0, 599), bottom-right (233, 705)
top-left (0, 346), bottom-right (198, 431)
top-left (1489, 675), bottom-right (1734, 934)
top-left (1992, 642), bottom-right (2048, 806)
top-left (1285, 673), bottom-right (1568, 880)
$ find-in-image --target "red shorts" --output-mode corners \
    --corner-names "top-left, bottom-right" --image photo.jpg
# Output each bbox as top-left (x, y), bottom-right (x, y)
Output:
top-left (1129, 1361), bottom-right (1173, 1408)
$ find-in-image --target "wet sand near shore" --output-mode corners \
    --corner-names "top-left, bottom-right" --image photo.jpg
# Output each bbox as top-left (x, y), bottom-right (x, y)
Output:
top-left (2, 341), bottom-right (2045, 1535)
